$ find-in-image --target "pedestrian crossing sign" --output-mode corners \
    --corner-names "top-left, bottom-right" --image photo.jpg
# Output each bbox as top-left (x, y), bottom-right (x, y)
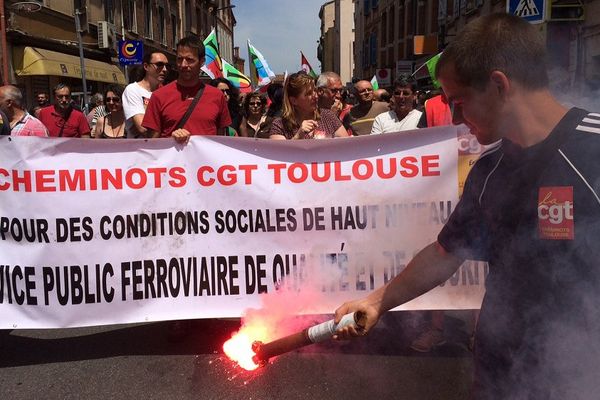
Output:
top-left (507, 0), bottom-right (546, 24)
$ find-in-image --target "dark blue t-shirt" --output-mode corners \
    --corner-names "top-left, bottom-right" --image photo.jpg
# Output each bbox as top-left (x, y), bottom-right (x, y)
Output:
top-left (438, 108), bottom-right (600, 399)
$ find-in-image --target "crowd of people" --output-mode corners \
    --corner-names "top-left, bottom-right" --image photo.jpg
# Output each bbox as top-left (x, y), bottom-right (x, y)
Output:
top-left (3, 12), bottom-right (599, 398)
top-left (0, 34), bottom-right (451, 347)
top-left (0, 35), bottom-right (441, 142)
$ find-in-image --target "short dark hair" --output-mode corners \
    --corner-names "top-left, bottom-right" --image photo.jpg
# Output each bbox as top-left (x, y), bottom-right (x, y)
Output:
top-left (176, 36), bottom-right (206, 59)
top-left (142, 51), bottom-right (166, 65)
top-left (436, 13), bottom-right (548, 90)
top-left (53, 83), bottom-right (70, 96)
top-left (393, 75), bottom-right (418, 93)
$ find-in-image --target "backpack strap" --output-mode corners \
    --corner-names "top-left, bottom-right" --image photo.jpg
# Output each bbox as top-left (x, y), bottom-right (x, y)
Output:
top-left (174, 85), bottom-right (205, 131)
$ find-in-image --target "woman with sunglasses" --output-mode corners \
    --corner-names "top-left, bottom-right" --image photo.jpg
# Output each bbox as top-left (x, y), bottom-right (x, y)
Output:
top-left (209, 78), bottom-right (241, 136)
top-left (269, 72), bottom-right (348, 140)
top-left (93, 84), bottom-right (127, 139)
top-left (239, 93), bottom-right (267, 137)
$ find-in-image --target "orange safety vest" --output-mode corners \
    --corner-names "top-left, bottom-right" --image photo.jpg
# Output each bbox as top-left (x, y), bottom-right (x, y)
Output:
top-left (424, 95), bottom-right (453, 127)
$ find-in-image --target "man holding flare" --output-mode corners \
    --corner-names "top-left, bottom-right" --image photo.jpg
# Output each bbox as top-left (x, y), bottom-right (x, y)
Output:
top-left (334, 13), bottom-right (600, 399)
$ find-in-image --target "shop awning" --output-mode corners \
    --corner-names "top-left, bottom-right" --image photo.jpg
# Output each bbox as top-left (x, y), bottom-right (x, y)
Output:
top-left (13, 46), bottom-right (126, 85)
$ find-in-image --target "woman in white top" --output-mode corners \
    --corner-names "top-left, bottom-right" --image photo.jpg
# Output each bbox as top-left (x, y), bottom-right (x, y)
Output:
top-left (371, 77), bottom-right (422, 134)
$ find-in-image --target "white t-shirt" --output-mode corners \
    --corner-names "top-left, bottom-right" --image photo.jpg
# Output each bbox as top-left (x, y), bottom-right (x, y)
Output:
top-left (122, 82), bottom-right (152, 138)
top-left (370, 109), bottom-right (423, 135)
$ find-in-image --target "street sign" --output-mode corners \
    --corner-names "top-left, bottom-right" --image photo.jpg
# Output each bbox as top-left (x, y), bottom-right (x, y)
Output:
top-left (396, 61), bottom-right (413, 77)
top-left (507, 0), bottom-right (546, 24)
top-left (375, 68), bottom-right (392, 86)
top-left (118, 40), bottom-right (143, 65)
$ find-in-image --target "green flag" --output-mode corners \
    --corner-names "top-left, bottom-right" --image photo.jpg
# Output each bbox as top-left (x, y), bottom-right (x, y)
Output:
top-left (425, 53), bottom-right (442, 89)
top-left (370, 74), bottom-right (379, 91)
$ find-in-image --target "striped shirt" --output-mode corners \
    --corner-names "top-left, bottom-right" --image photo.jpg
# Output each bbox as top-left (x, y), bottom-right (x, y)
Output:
top-left (10, 112), bottom-right (49, 137)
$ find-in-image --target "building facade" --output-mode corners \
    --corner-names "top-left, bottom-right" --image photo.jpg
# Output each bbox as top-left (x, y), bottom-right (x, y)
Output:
top-left (318, 0), bottom-right (355, 85)
top-left (318, 1), bottom-right (336, 73)
top-left (351, 0), bottom-right (595, 93)
top-left (1, 0), bottom-right (236, 109)
top-left (335, 0), bottom-right (355, 84)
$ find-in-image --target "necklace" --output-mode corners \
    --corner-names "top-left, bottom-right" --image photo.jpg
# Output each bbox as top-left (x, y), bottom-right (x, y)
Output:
top-left (108, 114), bottom-right (125, 138)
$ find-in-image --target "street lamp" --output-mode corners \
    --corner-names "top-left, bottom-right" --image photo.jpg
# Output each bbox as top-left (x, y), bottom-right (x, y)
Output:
top-left (9, 1), bottom-right (43, 12)
top-left (1, 0), bottom-right (43, 84)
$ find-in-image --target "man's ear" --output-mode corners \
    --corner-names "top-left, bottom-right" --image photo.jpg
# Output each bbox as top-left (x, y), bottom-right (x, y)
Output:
top-left (490, 70), bottom-right (510, 98)
top-left (200, 56), bottom-right (206, 67)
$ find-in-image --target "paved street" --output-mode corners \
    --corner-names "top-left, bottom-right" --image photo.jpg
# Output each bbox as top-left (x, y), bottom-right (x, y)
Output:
top-left (0, 313), bottom-right (473, 400)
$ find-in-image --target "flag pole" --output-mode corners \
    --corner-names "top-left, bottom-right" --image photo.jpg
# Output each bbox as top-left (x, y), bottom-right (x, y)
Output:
top-left (411, 52), bottom-right (442, 78)
top-left (411, 62), bottom-right (428, 77)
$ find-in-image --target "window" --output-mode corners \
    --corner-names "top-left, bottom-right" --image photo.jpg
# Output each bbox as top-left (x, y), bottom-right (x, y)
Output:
top-left (370, 32), bottom-right (377, 67)
top-left (364, 0), bottom-right (370, 16)
top-left (159, 5), bottom-right (166, 44)
top-left (185, 0), bottom-right (192, 33)
top-left (389, 6), bottom-right (395, 41)
top-left (407, 2), bottom-right (414, 34)
top-left (381, 11), bottom-right (387, 45)
top-left (438, 0), bottom-right (447, 23)
top-left (144, 0), bottom-right (153, 39)
top-left (453, 0), bottom-right (460, 19)
top-left (398, 4), bottom-right (405, 39)
top-left (124, 1), bottom-right (138, 33)
top-left (171, 13), bottom-right (178, 48)
top-left (105, 0), bottom-right (114, 24)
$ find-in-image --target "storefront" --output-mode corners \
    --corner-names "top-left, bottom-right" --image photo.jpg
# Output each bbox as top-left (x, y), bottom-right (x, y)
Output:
top-left (12, 46), bottom-right (126, 110)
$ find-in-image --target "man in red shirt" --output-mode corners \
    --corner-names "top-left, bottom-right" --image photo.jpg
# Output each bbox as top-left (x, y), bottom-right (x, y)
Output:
top-left (142, 36), bottom-right (231, 142)
top-left (38, 83), bottom-right (90, 138)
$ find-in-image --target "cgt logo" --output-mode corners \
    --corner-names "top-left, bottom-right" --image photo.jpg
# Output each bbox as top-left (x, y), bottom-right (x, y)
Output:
top-left (538, 186), bottom-right (574, 240)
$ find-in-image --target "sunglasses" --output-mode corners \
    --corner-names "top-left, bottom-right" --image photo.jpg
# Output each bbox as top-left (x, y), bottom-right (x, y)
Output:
top-left (106, 96), bottom-right (121, 103)
top-left (249, 102), bottom-right (263, 106)
top-left (149, 62), bottom-right (170, 70)
top-left (220, 89), bottom-right (231, 95)
top-left (56, 94), bottom-right (71, 99)
top-left (328, 88), bottom-right (343, 93)
top-left (358, 88), bottom-right (373, 94)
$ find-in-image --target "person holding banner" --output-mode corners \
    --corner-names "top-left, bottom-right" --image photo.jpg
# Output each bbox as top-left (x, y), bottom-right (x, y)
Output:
top-left (38, 83), bottom-right (90, 138)
top-left (0, 85), bottom-right (48, 137)
top-left (142, 36), bottom-right (231, 142)
top-left (93, 85), bottom-right (127, 139)
top-left (269, 72), bottom-right (348, 140)
top-left (334, 12), bottom-right (600, 399)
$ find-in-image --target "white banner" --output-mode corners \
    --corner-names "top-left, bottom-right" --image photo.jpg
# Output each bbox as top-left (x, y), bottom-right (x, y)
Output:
top-left (0, 126), bottom-right (486, 329)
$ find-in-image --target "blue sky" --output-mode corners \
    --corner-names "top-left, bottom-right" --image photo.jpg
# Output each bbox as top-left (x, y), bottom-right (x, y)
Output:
top-left (232, 0), bottom-right (325, 75)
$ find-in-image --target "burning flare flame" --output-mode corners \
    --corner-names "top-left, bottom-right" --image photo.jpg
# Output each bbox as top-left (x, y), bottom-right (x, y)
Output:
top-left (223, 325), bottom-right (268, 371)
